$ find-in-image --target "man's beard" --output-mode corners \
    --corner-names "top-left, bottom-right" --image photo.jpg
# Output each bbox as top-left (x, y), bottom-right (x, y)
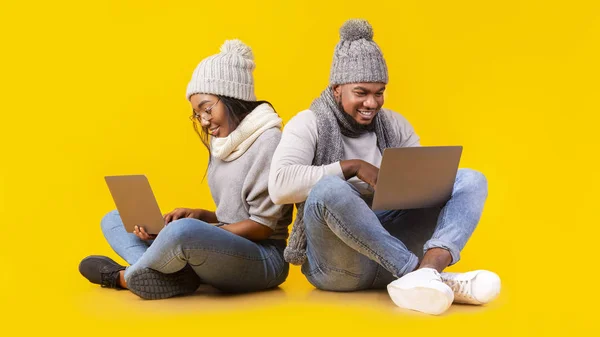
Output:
top-left (336, 92), bottom-right (376, 132)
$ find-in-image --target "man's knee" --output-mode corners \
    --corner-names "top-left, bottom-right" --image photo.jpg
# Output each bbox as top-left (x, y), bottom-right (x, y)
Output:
top-left (457, 168), bottom-right (488, 196)
top-left (306, 175), bottom-right (349, 205)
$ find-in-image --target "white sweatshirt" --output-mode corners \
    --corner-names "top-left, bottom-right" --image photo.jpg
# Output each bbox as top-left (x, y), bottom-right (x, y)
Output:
top-left (268, 109), bottom-right (420, 205)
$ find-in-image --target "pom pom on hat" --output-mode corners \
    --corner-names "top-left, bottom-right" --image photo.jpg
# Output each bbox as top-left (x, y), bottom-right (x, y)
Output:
top-left (220, 39), bottom-right (254, 60)
top-left (339, 19), bottom-right (374, 41)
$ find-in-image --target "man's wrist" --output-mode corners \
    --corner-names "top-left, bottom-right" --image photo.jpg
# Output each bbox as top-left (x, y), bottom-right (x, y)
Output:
top-left (340, 159), bottom-right (361, 180)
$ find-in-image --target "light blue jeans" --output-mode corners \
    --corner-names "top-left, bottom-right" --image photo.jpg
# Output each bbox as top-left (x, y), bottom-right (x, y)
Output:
top-left (301, 168), bottom-right (488, 291)
top-left (101, 211), bottom-right (288, 292)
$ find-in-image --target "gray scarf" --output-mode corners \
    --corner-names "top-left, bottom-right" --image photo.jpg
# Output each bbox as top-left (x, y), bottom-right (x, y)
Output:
top-left (283, 87), bottom-right (401, 265)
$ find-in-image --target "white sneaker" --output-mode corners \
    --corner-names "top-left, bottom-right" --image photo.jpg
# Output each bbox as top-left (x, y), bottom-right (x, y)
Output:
top-left (387, 268), bottom-right (454, 315)
top-left (440, 270), bottom-right (501, 305)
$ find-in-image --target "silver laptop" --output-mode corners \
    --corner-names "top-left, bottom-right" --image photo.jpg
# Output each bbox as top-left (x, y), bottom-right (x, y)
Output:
top-left (371, 146), bottom-right (463, 210)
top-left (104, 175), bottom-right (165, 234)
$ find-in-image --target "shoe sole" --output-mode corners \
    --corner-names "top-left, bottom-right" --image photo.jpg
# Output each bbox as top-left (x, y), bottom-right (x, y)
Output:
top-left (387, 283), bottom-right (454, 315)
top-left (127, 266), bottom-right (201, 300)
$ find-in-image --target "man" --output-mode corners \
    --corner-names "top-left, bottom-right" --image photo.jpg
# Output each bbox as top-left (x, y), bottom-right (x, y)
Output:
top-left (268, 19), bottom-right (500, 315)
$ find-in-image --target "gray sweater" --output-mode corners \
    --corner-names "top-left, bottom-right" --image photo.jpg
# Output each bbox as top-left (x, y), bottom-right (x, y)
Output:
top-left (208, 128), bottom-right (292, 240)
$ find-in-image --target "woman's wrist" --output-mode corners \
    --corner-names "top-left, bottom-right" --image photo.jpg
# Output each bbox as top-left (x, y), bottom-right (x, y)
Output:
top-left (194, 209), bottom-right (218, 223)
top-left (193, 209), bottom-right (207, 221)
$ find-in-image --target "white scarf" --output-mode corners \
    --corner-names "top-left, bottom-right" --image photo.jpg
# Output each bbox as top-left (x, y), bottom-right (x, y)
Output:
top-left (211, 103), bottom-right (282, 162)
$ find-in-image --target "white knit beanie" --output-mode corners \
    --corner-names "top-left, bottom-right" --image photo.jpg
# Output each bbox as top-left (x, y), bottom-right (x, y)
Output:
top-left (186, 39), bottom-right (256, 101)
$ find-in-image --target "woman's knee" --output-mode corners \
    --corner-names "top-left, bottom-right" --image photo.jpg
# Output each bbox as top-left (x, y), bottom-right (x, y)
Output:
top-left (158, 218), bottom-right (213, 242)
top-left (100, 209), bottom-right (122, 233)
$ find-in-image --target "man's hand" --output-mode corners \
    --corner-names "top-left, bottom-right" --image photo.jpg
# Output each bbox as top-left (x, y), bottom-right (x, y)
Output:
top-left (340, 159), bottom-right (379, 189)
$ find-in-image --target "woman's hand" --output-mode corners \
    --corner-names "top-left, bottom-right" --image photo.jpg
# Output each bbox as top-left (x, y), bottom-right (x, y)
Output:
top-left (133, 208), bottom-right (217, 240)
top-left (163, 208), bottom-right (211, 225)
top-left (133, 225), bottom-right (157, 241)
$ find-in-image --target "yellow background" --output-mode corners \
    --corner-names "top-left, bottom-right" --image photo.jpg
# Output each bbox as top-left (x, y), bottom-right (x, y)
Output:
top-left (1, 0), bottom-right (598, 335)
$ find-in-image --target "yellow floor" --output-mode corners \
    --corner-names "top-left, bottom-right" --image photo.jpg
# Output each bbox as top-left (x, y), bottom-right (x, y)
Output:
top-left (1, 257), bottom-right (588, 336)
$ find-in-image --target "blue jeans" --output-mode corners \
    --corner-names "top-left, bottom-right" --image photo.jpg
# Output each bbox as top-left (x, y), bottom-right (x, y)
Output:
top-left (101, 210), bottom-right (289, 292)
top-left (301, 168), bottom-right (488, 291)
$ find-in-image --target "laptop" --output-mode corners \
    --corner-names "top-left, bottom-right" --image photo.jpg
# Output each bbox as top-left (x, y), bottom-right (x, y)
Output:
top-left (104, 175), bottom-right (165, 234)
top-left (371, 146), bottom-right (463, 210)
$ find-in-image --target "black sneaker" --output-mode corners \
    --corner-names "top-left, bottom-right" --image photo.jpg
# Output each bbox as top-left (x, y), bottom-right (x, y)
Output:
top-left (79, 255), bottom-right (126, 289)
top-left (127, 264), bottom-right (201, 300)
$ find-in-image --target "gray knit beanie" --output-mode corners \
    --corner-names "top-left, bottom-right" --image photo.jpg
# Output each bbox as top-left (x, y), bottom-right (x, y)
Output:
top-left (330, 19), bottom-right (388, 85)
top-left (186, 39), bottom-right (256, 101)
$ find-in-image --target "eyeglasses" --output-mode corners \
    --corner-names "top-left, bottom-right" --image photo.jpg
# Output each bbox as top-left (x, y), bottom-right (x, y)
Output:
top-left (189, 97), bottom-right (221, 125)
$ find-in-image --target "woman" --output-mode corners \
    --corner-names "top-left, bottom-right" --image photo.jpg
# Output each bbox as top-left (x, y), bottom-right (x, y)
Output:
top-left (79, 39), bottom-right (293, 300)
